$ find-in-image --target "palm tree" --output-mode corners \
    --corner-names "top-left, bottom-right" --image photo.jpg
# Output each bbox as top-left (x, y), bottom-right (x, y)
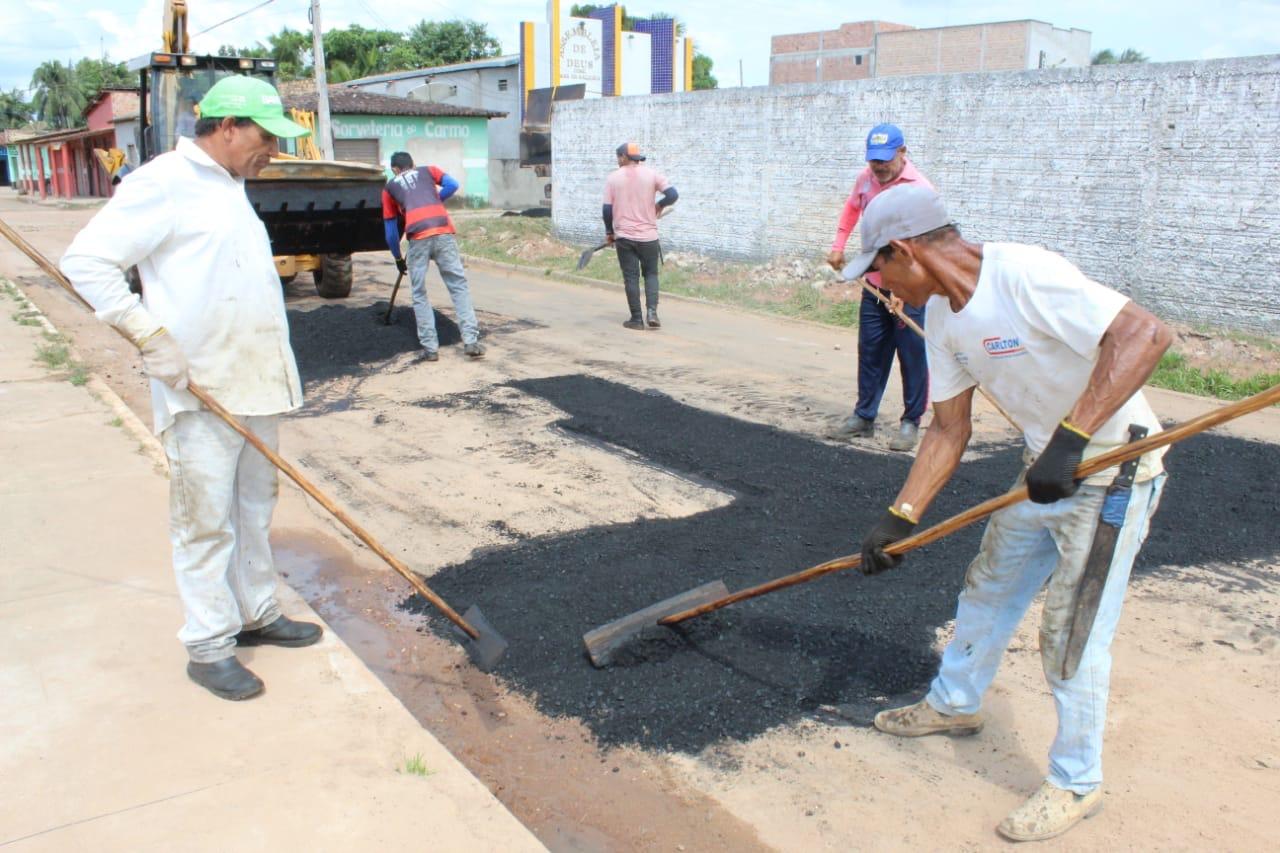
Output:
top-left (30, 61), bottom-right (86, 129)
top-left (1092, 48), bottom-right (1149, 65)
top-left (0, 89), bottom-right (32, 129)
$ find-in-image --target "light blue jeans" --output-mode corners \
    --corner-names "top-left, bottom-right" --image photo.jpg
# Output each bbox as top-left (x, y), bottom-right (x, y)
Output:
top-left (405, 233), bottom-right (479, 350)
top-left (163, 411), bottom-right (283, 662)
top-left (926, 471), bottom-right (1166, 793)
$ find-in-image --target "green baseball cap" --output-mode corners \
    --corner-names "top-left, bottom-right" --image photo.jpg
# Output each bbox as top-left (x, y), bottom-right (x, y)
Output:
top-left (197, 75), bottom-right (310, 139)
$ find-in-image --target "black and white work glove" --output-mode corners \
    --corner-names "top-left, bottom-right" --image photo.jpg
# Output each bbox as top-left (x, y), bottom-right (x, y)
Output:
top-left (1025, 420), bottom-right (1091, 503)
top-left (395, 257), bottom-right (408, 274)
top-left (859, 507), bottom-right (918, 575)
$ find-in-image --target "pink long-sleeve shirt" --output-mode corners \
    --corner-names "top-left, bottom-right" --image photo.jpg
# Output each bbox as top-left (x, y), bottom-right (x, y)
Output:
top-left (831, 159), bottom-right (934, 286)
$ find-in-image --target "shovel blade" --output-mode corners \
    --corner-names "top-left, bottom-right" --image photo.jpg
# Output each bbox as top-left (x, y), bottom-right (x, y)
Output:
top-left (583, 580), bottom-right (731, 668)
top-left (454, 605), bottom-right (508, 672)
top-left (576, 247), bottom-right (596, 270)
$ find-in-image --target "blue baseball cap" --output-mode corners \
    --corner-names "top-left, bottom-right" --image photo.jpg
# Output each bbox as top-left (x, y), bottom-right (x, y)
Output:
top-left (865, 123), bottom-right (905, 162)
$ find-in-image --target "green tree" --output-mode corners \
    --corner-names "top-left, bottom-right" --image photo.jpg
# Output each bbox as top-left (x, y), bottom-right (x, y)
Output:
top-left (323, 25), bottom-right (413, 80)
top-left (74, 57), bottom-right (132, 104)
top-left (1092, 48), bottom-right (1149, 65)
top-left (692, 53), bottom-right (716, 89)
top-left (30, 60), bottom-right (86, 129)
top-left (218, 28), bottom-right (313, 81)
top-left (0, 89), bottom-right (33, 129)
top-left (406, 19), bottom-right (502, 68)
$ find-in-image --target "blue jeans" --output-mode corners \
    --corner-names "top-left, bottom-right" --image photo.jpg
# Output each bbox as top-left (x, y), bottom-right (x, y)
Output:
top-left (854, 289), bottom-right (928, 424)
top-left (406, 234), bottom-right (479, 349)
top-left (926, 471), bottom-right (1166, 793)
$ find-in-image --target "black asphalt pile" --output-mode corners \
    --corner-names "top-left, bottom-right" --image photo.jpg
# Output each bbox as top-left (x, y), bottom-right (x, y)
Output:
top-left (286, 303), bottom-right (460, 385)
top-left (402, 376), bottom-right (1279, 753)
top-left (287, 303), bottom-right (544, 386)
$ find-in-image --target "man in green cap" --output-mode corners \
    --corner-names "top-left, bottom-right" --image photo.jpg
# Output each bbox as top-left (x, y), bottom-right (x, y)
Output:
top-left (61, 76), bottom-right (323, 702)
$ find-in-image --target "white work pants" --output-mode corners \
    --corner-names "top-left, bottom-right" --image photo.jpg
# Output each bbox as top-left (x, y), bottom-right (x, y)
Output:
top-left (926, 471), bottom-right (1166, 793)
top-left (162, 411), bottom-right (282, 662)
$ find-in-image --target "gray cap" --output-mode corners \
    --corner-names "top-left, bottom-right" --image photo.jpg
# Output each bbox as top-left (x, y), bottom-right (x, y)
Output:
top-left (842, 184), bottom-right (951, 281)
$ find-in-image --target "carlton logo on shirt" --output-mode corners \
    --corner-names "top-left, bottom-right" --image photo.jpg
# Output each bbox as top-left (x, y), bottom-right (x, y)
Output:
top-left (982, 335), bottom-right (1026, 358)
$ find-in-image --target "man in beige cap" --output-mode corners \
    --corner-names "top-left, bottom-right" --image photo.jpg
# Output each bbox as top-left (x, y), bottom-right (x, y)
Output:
top-left (61, 76), bottom-right (322, 701)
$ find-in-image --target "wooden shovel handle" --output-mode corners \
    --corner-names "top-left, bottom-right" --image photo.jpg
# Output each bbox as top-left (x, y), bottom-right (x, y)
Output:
top-left (660, 381), bottom-right (1280, 625)
top-left (0, 216), bottom-right (479, 640)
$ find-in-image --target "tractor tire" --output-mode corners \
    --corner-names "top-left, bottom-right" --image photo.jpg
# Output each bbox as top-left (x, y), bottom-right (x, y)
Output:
top-left (313, 253), bottom-right (353, 299)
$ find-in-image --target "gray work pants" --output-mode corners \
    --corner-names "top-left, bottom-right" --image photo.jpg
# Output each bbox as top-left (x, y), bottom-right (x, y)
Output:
top-left (406, 234), bottom-right (479, 350)
top-left (614, 237), bottom-right (661, 318)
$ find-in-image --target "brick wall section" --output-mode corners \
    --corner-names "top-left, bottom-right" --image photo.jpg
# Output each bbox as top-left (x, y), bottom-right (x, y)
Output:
top-left (985, 22), bottom-right (1031, 69)
top-left (875, 29), bottom-right (943, 76)
top-left (551, 57), bottom-right (1280, 333)
top-left (770, 56), bottom-right (817, 85)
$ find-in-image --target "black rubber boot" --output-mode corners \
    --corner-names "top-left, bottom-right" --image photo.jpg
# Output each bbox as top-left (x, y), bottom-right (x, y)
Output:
top-left (236, 615), bottom-right (323, 648)
top-left (646, 308), bottom-right (661, 329)
top-left (187, 657), bottom-right (264, 701)
top-left (623, 316), bottom-right (646, 330)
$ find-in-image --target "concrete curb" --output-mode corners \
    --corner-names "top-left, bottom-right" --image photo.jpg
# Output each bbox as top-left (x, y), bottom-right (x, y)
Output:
top-left (2, 276), bottom-right (167, 471)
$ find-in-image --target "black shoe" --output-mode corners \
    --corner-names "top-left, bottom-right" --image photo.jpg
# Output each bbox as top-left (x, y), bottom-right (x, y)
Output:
top-left (416, 349), bottom-right (439, 363)
top-left (236, 616), bottom-right (323, 648)
top-left (623, 318), bottom-right (646, 330)
top-left (464, 342), bottom-right (486, 358)
top-left (646, 309), bottom-right (661, 329)
top-left (187, 657), bottom-right (264, 701)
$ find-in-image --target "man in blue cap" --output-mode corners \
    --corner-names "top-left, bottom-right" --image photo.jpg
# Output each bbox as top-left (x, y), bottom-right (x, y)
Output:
top-left (826, 123), bottom-right (934, 452)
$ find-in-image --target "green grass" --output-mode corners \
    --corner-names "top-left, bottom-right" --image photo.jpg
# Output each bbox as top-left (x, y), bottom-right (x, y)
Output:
top-left (110, 416), bottom-right (124, 428)
top-left (69, 365), bottom-right (90, 386)
top-left (400, 753), bottom-right (432, 777)
top-left (456, 217), bottom-right (860, 329)
top-left (35, 340), bottom-right (72, 370)
top-left (1149, 352), bottom-right (1280, 401)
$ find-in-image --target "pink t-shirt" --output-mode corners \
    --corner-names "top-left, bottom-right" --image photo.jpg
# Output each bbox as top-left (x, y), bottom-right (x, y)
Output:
top-left (603, 164), bottom-right (671, 242)
top-left (831, 159), bottom-right (933, 286)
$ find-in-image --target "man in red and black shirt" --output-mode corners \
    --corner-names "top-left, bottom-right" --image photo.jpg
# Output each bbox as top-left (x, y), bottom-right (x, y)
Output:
top-left (382, 151), bottom-right (484, 361)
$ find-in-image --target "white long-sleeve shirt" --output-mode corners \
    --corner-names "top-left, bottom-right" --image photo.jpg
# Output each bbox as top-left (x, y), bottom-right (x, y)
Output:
top-left (61, 136), bottom-right (303, 433)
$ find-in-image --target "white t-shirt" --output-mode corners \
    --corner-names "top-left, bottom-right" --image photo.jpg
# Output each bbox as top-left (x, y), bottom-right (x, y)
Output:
top-left (925, 243), bottom-right (1165, 483)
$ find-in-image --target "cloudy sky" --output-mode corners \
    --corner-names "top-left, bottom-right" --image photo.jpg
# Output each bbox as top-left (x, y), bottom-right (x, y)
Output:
top-left (4, 0), bottom-right (1278, 94)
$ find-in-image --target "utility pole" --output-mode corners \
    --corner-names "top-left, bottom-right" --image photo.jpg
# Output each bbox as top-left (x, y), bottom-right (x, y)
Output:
top-left (738, 59), bottom-right (743, 87)
top-left (309, 0), bottom-right (335, 160)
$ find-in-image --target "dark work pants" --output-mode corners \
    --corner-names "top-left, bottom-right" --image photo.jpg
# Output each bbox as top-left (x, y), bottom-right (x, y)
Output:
top-left (614, 237), bottom-right (661, 318)
top-left (855, 288), bottom-right (929, 424)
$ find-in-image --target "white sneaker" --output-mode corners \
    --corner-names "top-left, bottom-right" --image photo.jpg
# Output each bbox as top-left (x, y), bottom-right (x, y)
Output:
top-left (996, 781), bottom-right (1103, 842)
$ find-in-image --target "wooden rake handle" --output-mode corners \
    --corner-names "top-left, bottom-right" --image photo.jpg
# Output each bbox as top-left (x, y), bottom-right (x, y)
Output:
top-left (660, 380), bottom-right (1280, 625)
top-left (0, 216), bottom-right (479, 640)
top-left (854, 276), bottom-right (1020, 431)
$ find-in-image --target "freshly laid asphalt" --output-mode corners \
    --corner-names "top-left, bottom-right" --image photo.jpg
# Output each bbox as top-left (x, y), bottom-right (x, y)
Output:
top-left (396, 375), bottom-right (1279, 753)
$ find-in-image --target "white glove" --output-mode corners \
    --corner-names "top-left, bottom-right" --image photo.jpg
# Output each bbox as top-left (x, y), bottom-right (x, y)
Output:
top-left (138, 329), bottom-right (189, 390)
top-left (115, 303), bottom-right (188, 390)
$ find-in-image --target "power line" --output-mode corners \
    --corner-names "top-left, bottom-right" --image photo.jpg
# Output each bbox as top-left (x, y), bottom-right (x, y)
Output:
top-left (193, 0), bottom-right (279, 38)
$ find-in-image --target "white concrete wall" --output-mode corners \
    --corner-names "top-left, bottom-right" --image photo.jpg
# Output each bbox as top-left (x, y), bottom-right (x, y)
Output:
top-left (620, 31), bottom-right (652, 96)
top-left (552, 56), bottom-right (1280, 334)
top-left (1028, 23), bottom-right (1092, 69)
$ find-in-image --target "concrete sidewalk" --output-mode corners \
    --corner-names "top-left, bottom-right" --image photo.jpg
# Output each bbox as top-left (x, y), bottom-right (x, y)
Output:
top-left (0, 291), bottom-right (544, 851)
